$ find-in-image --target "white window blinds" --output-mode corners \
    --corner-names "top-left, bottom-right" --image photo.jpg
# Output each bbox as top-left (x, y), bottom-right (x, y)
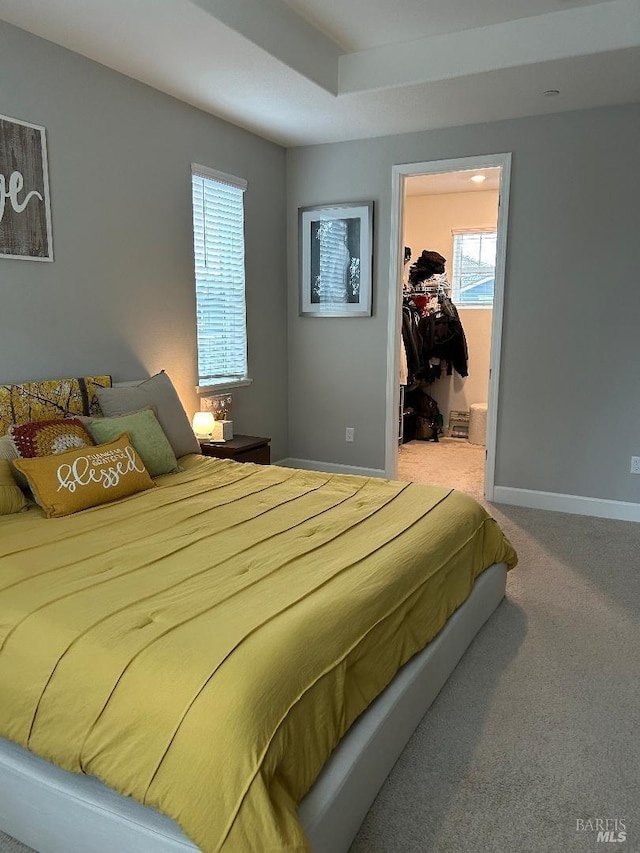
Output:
top-left (191, 165), bottom-right (248, 388)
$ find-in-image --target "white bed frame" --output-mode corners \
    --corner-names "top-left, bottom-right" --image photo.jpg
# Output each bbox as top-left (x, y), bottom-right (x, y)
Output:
top-left (0, 562), bottom-right (507, 853)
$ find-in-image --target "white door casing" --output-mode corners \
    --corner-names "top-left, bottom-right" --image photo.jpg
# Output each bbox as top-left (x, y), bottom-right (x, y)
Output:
top-left (385, 152), bottom-right (512, 501)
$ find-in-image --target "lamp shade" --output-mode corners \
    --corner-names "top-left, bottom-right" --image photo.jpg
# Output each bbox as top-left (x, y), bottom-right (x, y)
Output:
top-left (192, 411), bottom-right (215, 438)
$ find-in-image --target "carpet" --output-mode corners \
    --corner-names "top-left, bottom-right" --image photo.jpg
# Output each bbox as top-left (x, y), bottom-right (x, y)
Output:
top-left (351, 437), bottom-right (640, 852)
top-left (2, 444), bottom-right (639, 853)
top-left (397, 436), bottom-right (486, 502)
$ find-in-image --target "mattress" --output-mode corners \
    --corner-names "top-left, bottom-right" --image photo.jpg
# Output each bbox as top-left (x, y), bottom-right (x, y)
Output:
top-left (0, 455), bottom-right (516, 852)
top-left (0, 561), bottom-right (508, 853)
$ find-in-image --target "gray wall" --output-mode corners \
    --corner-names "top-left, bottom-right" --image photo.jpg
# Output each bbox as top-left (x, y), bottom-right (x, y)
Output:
top-left (0, 22), bottom-right (288, 460)
top-left (287, 104), bottom-right (640, 503)
top-left (2, 18), bottom-right (639, 502)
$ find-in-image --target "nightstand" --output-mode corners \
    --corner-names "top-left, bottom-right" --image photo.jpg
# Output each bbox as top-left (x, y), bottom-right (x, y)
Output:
top-left (199, 434), bottom-right (271, 465)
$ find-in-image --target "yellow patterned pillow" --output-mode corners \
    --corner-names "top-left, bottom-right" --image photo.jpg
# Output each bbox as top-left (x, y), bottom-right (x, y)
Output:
top-left (13, 433), bottom-right (155, 518)
top-left (0, 375), bottom-right (112, 435)
top-left (0, 459), bottom-right (27, 515)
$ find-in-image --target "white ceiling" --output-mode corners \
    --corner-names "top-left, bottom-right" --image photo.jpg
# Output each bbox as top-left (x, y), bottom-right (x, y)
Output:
top-left (405, 169), bottom-right (502, 196)
top-left (0, 0), bottom-right (638, 147)
top-left (283, 0), bottom-right (614, 51)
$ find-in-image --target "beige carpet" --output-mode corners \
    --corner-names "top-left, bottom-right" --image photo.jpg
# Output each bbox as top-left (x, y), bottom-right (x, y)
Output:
top-left (351, 438), bottom-right (640, 852)
top-left (349, 504), bottom-right (640, 853)
top-left (2, 448), bottom-right (639, 853)
top-left (397, 436), bottom-right (486, 501)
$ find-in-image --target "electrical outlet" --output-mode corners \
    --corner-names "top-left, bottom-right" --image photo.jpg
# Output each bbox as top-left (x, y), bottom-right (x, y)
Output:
top-left (631, 456), bottom-right (640, 474)
top-left (345, 427), bottom-right (355, 443)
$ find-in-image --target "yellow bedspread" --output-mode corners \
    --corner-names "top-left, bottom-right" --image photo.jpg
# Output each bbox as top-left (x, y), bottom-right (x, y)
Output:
top-left (0, 457), bottom-right (516, 852)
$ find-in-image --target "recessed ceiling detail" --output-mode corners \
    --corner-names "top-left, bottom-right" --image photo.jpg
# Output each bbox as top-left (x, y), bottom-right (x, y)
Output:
top-left (0, 0), bottom-right (638, 146)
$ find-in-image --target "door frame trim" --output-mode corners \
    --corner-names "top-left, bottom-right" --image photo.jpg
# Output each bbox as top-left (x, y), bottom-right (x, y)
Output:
top-left (384, 152), bottom-right (512, 501)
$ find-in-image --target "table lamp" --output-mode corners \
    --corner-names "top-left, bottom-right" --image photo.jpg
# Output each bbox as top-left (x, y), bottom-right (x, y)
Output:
top-left (192, 411), bottom-right (215, 439)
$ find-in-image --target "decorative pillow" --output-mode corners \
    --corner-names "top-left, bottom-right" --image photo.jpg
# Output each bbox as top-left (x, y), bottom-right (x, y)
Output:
top-left (10, 418), bottom-right (95, 458)
top-left (0, 459), bottom-right (27, 515)
top-left (13, 433), bottom-right (155, 518)
top-left (0, 434), bottom-right (29, 490)
top-left (0, 375), bottom-right (111, 435)
top-left (96, 371), bottom-right (201, 458)
top-left (85, 409), bottom-right (179, 477)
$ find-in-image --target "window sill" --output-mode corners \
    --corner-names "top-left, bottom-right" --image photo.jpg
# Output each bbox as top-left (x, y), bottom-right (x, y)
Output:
top-left (196, 378), bottom-right (253, 395)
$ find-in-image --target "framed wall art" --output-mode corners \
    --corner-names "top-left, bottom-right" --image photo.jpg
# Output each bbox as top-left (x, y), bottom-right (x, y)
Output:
top-left (0, 114), bottom-right (53, 261)
top-left (299, 201), bottom-right (373, 317)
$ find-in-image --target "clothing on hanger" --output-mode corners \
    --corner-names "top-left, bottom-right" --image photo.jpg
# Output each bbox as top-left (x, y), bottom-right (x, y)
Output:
top-left (402, 280), bottom-right (469, 381)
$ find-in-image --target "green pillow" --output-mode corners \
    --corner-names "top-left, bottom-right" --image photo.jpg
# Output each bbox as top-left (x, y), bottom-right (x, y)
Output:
top-left (86, 409), bottom-right (179, 477)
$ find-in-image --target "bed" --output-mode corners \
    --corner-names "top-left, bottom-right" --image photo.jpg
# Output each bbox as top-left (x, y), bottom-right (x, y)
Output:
top-left (0, 375), bottom-right (517, 853)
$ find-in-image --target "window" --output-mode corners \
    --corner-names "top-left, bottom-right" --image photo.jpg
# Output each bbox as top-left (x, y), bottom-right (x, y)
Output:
top-left (191, 164), bottom-right (249, 389)
top-left (451, 230), bottom-right (497, 307)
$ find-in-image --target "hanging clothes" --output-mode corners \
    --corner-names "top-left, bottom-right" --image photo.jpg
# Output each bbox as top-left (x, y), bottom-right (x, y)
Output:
top-left (402, 248), bottom-right (469, 383)
top-left (419, 295), bottom-right (469, 378)
top-left (399, 334), bottom-right (408, 385)
top-left (401, 302), bottom-right (423, 383)
top-left (402, 290), bottom-right (469, 382)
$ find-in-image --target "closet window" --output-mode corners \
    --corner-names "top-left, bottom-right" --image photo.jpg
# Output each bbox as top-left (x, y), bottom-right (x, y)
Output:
top-left (191, 164), bottom-right (249, 389)
top-left (451, 230), bottom-right (497, 307)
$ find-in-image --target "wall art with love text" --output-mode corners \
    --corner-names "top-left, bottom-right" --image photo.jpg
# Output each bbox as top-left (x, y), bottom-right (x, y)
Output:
top-left (0, 114), bottom-right (53, 261)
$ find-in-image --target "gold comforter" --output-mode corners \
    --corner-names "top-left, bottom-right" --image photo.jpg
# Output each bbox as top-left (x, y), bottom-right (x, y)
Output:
top-left (0, 456), bottom-right (517, 852)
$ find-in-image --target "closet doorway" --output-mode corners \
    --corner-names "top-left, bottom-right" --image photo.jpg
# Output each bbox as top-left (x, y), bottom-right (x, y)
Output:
top-left (384, 154), bottom-right (511, 501)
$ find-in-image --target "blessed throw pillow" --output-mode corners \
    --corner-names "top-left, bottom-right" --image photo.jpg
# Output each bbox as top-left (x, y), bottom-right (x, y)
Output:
top-left (0, 459), bottom-right (27, 515)
top-left (13, 433), bottom-right (155, 518)
top-left (10, 418), bottom-right (95, 458)
top-left (85, 408), bottom-right (179, 477)
top-left (96, 372), bottom-right (201, 459)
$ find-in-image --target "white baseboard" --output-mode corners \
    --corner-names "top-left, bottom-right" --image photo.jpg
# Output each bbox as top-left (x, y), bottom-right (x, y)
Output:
top-left (276, 458), bottom-right (386, 478)
top-left (492, 486), bottom-right (640, 522)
